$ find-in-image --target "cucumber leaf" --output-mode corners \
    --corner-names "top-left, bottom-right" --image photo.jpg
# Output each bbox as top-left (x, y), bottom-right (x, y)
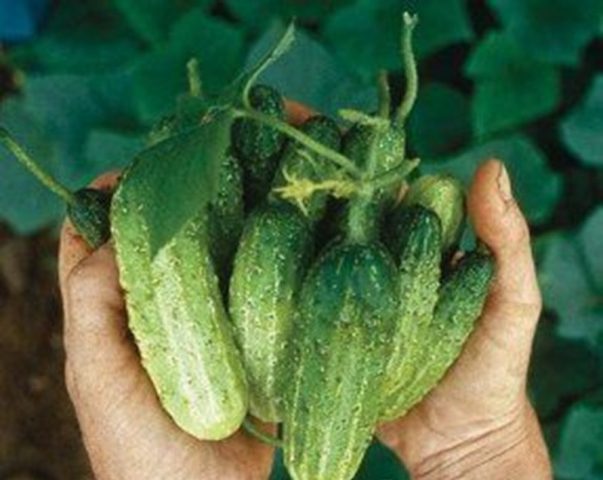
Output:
top-left (487, 0), bottom-right (603, 66)
top-left (539, 208), bottom-right (603, 346)
top-left (561, 76), bottom-right (603, 167)
top-left (112, 109), bottom-right (234, 256)
top-left (465, 32), bottom-right (561, 138)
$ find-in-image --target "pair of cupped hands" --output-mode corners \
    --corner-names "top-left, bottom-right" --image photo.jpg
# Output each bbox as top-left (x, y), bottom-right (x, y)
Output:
top-left (58, 104), bottom-right (552, 479)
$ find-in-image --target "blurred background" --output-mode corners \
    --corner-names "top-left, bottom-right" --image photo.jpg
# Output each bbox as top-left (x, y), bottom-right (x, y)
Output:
top-left (0, 0), bottom-right (602, 478)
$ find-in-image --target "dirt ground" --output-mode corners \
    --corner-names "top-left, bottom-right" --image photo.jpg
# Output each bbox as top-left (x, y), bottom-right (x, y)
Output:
top-left (0, 227), bottom-right (92, 479)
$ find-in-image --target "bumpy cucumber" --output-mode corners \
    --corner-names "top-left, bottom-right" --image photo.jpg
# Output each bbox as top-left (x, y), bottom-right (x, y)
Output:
top-left (403, 174), bottom-right (465, 251)
top-left (231, 84), bottom-right (286, 204)
top-left (207, 151), bottom-right (244, 282)
top-left (383, 251), bottom-right (494, 419)
top-left (229, 202), bottom-right (313, 422)
top-left (342, 123), bottom-right (405, 175)
top-left (67, 188), bottom-right (112, 248)
top-left (380, 205), bottom-right (442, 420)
top-left (112, 192), bottom-right (248, 440)
top-left (284, 243), bottom-right (398, 480)
top-left (272, 115), bottom-right (342, 221)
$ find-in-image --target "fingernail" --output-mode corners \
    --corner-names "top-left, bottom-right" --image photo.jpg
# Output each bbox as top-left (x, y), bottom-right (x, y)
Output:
top-left (497, 163), bottom-right (513, 202)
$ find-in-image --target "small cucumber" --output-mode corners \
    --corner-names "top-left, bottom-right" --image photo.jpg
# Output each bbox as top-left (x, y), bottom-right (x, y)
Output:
top-left (380, 205), bottom-right (442, 421)
top-left (208, 151), bottom-right (244, 283)
top-left (403, 174), bottom-right (465, 251)
top-left (385, 251), bottom-right (494, 418)
top-left (272, 115), bottom-right (342, 222)
top-left (232, 84), bottom-right (286, 204)
top-left (229, 202), bottom-right (313, 422)
top-left (284, 243), bottom-right (398, 480)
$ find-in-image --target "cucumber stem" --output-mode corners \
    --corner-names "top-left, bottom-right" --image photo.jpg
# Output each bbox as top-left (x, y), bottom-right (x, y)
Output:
top-left (242, 418), bottom-right (283, 449)
top-left (187, 58), bottom-right (203, 98)
top-left (0, 127), bottom-right (76, 205)
top-left (236, 108), bottom-right (362, 178)
top-left (396, 12), bottom-right (419, 124)
top-left (377, 70), bottom-right (391, 119)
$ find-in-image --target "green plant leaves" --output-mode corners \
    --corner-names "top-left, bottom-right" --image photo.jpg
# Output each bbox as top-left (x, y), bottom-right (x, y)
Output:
top-left (245, 22), bottom-right (377, 118)
top-left (554, 401), bottom-right (603, 478)
top-left (465, 33), bottom-right (562, 138)
top-left (407, 82), bottom-right (471, 158)
top-left (322, 0), bottom-right (473, 80)
top-left (487, 0), bottom-right (603, 66)
top-left (131, 8), bottom-right (245, 123)
top-left (561, 76), bottom-right (603, 167)
top-left (539, 208), bottom-right (603, 346)
top-left (425, 135), bottom-right (562, 225)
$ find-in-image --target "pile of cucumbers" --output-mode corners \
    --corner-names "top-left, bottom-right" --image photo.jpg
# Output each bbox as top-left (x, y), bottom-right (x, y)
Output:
top-left (0, 14), bottom-right (493, 480)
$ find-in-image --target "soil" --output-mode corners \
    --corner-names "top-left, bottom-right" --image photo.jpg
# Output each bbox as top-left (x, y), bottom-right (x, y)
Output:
top-left (0, 227), bottom-right (92, 480)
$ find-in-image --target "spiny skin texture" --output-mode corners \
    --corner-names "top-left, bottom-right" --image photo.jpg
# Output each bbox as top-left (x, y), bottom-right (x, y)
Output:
top-left (272, 115), bottom-right (342, 222)
top-left (383, 251), bottom-right (494, 420)
top-left (403, 174), bottom-right (465, 251)
top-left (229, 203), bottom-right (313, 422)
top-left (208, 151), bottom-right (244, 284)
top-left (231, 84), bottom-right (286, 205)
top-left (284, 243), bottom-right (398, 480)
top-left (112, 186), bottom-right (248, 440)
top-left (67, 188), bottom-right (112, 249)
top-left (381, 206), bottom-right (443, 420)
top-left (343, 123), bottom-right (406, 176)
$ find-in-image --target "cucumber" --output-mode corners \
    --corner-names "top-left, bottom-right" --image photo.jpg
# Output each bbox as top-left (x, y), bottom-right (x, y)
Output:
top-left (229, 202), bottom-right (313, 422)
top-left (284, 243), bottom-right (398, 480)
top-left (272, 115), bottom-right (342, 222)
top-left (231, 84), bottom-right (286, 205)
top-left (380, 205), bottom-right (442, 421)
top-left (403, 174), bottom-right (465, 251)
top-left (384, 251), bottom-right (494, 419)
top-left (112, 190), bottom-right (248, 441)
top-left (208, 151), bottom-right (244, 283)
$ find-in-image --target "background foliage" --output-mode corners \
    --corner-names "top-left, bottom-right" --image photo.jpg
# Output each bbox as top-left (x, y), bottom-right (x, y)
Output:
top-left (0, 1), bottom-right (602, 478)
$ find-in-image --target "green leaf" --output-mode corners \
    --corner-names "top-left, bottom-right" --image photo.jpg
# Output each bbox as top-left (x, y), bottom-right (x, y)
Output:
top-left (539, 209), bottom-right (603, 346)
top-left (555, 402), bottom-right (603, 478)
top-left (113, 109), bottom-right (234, 255)
top-left (465, 32), bottom-right (561, 138)
top-left (424, 135), bottom-right (562, 224)
top-left (131, 8), bottom-right (245, 123)
top-left (487, 0), bottom-right (603, 66)
top-left (0, 97), bottom-right (63, 233)
top-left (529, 317), bottom-right (601, 418)
top-left (245, 21), bottom-right (377, 118)
top-left (112, 0), bottom-right (210, 47)
top-left (408, 82), bottom-right (471, 158)
top-left (322, 0), bottom-right (473, 80)
top-left (561, 75), bottom-right (603, 167)
top-left (84, 129), bottom-right (144, 173)
top-left (10, 0), bottom-right (142, 74)
top-left (225, 0), bottom-right (354, 30)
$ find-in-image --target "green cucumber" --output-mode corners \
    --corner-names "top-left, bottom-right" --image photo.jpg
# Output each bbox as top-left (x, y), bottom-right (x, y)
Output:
top-left (208, 151), bottom-right (244, 282)
top-left (272, 115), bottom-right (342, 222)
top-left (385, 251), bottom-right (494, 418)
top-left (284, 243), bottom-right (398, 480)
top-left (403, 174), bottom-right (465, 251)
top-left (232, 84), bottom-right (286, 204)
top-left (380, 205), bottom-right (442, 421)
top-left (112, 187), bottom-right (248, 440)
top-left (229, 202), bottom-right (313, 422)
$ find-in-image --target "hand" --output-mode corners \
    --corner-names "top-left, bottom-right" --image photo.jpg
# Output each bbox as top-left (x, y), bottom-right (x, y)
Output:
top-left (58, 172), bottom-right (275, 480)
top-left (378, 160), bottom-right (552, 479)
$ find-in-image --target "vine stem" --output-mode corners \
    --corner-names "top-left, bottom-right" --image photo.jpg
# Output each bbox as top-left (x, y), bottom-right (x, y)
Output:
top-left (396, 12), bottom-right (419, 124)
top-left (235, 108), bottom-right (362, 178)
top-left (0, 127), bottom-right (75, 205)
top-left (242, 418), bottom-right (283, 449)
top-left (187, 58), bottom-right (203, 98)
